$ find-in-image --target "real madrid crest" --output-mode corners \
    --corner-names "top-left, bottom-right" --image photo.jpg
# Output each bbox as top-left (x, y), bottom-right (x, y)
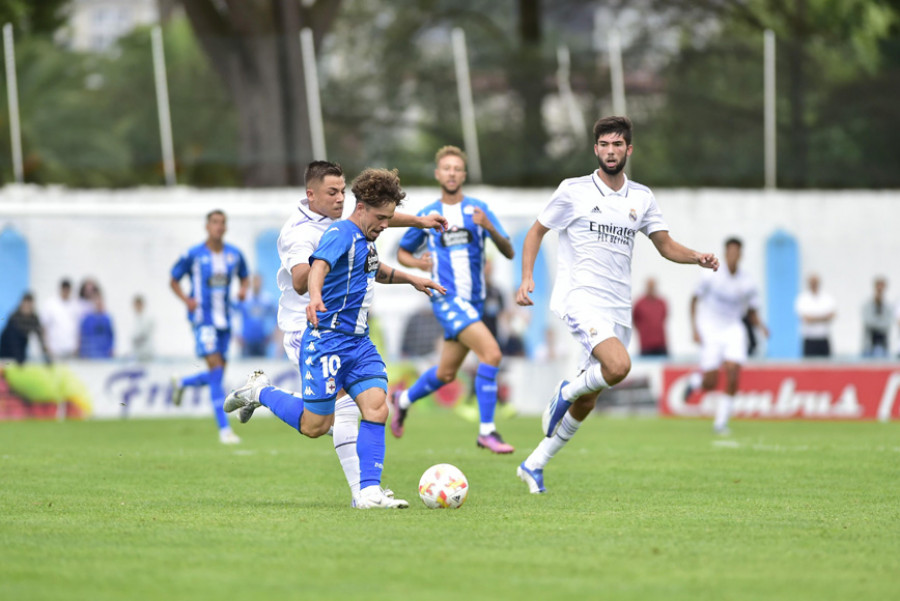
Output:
top-left (629, 208), bottom-right (637, 221)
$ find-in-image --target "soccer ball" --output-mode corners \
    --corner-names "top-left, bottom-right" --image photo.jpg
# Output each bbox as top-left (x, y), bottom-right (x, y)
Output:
top-left (418, 463), bottom-right (469, 509)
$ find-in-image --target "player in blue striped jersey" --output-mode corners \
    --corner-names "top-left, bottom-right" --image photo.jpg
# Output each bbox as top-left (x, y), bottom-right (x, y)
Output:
top-left (223, 161), bottom-right (447, 507)
top-left (169, 210), bottom-right (249, 444)
top-left (391, 146), bottom-right (516, 454)
top-left (227, 168), bottom-right (444, 509)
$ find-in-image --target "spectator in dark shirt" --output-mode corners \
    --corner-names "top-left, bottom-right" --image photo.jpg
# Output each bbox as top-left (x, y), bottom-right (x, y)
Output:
top-left (0, 292), bottom-right (51, 364)
top-left (632, 277), bottom-right (668, 357)
top-left (79, 293), bottom-right (114, 359)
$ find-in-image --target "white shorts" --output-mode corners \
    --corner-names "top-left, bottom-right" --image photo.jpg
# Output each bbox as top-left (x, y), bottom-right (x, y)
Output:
top-left (282, 328), bottom-right (306, 373)
top-left (697, 319), bottom-right (747, 371)
top-left (564, 309), bottom-right (632, 372)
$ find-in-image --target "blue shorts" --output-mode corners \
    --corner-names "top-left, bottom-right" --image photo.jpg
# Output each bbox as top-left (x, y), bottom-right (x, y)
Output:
top-left (194, 325), bottom-right (230, 358)
top-left (299, 328), bottom-right (387, 415)
top-left (431, 296), bottom-right (483, 340)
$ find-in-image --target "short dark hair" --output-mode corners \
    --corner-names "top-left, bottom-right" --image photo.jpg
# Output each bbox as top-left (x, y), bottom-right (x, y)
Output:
top-left (725, 237), bottom-right (743, 248)
top-left (60, 279), bottom-right (71, 290)
top-left (206, 209), bottom-right (225, 222)
top-left (351, 168), bottom-right (406, 208)
top-left (593, 116), bottom-right (633, 145)
top-left (305, 161), bottom-right (344, 186)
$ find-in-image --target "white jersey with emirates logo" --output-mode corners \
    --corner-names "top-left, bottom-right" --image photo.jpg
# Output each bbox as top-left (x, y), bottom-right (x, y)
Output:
top-left (538, 172), bottom-right (668, 327)
top-left (694, 267), bottom-right (760, 326)
top-left (276, 198), bottom-right (336, 332)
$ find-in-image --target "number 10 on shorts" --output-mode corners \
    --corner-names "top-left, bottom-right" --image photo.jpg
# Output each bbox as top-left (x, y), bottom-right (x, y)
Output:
top-left (320, 355), bottom-right (341, 395)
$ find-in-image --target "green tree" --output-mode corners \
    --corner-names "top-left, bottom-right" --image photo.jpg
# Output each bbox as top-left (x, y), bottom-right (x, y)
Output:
top-left (642, 0), bottom-right (900, 187)
top-left (176, 0), bottom-right (342, 186)
top-left (0, 0), bottom-right (69, 35)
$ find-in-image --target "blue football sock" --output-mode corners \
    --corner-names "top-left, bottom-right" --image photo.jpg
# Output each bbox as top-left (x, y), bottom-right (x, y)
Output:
top-left (259, 386), bottom-right (303, 432)
top-left (475, 363), bottom-right (499, 425)
top-left (406, 366), bottom-right (445, 404)
top-left (357, 420), bottom-right (386, 489)
top-left (181, 371), bottom-right (210, 388)
top-left (208, 366), bottom-right (229, 430)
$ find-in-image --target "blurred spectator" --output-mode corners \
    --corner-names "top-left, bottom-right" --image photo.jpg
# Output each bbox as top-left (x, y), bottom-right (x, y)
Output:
top-left (795, 274), bottom-right (836, 357)
top-left (79, 293), bottom-right (114, 358)
top-left (41, 278), bottom-right (80, 359)
top-left (400, 306), bottom-right (443, 358)
top-left (482, 259), bottom-right (504, 342)
top-left (632, 277), bottom-right (668, 357)
top-left (130, 295), bottom-right (155, 362)
top-left (0, 292), bottom-right (51, 365)
top-left (78, 277), bottom-right (101, 318)
top-left (861, 277), bottom-right (891, 358)
top-left (234, 273), bottom-right (277, 358)
top-left (481, 259), bottom-right (525, 357)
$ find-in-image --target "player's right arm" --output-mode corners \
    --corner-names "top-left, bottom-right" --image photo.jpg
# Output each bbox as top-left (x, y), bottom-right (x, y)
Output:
top-left (170, 251), bottom-right (198, 312)
top-left (397, 224), bottom-right (431, 271)
top-left (516, 220), bottom-right (550, 306)
top-left (305, 259), bottom-right (331, 328)
top-left (397, 248), bottom-right (432, 271)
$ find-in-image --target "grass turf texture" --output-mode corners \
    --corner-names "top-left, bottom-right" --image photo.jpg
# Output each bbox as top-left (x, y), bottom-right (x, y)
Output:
top-left (2, 414), bottom-right (898, 601)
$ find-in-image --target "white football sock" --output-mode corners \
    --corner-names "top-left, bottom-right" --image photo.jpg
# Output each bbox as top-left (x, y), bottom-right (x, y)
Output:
top-left (688, 371), bottom-right (703, 389)
top-left (398, 389), bottom-right (411, 410)
top-left (562, 363), bottom-right (610, 400)
top-left (713, 393), bottom-right (734, 431)
top-left (479, 422), bottom-right (496, 437)
top-left (333, 394), bottom-right (361, 500)
top-left (524, 412), bottom-right (584, 470)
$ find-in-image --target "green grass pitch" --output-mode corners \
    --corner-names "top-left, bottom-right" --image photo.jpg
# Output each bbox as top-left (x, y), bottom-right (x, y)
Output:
top-left (2, 413), bottom-right (899, 601)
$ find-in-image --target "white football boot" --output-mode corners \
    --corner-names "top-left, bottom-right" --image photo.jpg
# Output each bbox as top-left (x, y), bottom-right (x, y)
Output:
top-left (219, 428), bottom-right (241, 445)
top-left (355, 485), bottom-right (409, 509)
top-left (224, 370), bottom-right (271, 423)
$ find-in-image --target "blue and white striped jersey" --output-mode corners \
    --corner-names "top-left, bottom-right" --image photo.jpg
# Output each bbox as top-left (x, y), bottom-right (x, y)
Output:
top-left (398, 196), bottom-right (507, 302)
top-left (171, 242), bottom-right (248, 329)
top-left (309, 220), bottom-right (378, 336)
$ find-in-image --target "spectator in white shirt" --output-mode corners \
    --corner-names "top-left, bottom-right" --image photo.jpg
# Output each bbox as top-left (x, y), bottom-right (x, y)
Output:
top-left (41, 278), bottom-right (80, 359)
top-left (795, 274), bottom-right (836, 358)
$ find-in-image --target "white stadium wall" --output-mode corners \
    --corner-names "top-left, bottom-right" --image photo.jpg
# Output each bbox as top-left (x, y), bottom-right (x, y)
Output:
top-left (1, 184), bottom-right (899, 364)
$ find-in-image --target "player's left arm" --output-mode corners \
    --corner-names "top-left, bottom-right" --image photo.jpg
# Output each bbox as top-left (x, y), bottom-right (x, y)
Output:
top-left (472, 207), bottom-right (514, 259)
top-left (376, 263), bottom-right (447, 297)
top-left (649, 230), bottom-right (719, 271)
top-left (389, 212), bottom-right (448, 232)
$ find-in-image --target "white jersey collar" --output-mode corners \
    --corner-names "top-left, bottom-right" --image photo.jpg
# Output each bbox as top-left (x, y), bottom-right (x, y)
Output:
top-left (298, 197), bottom-right (331, 222)
top-left (592, 171), bottom-right (629, 197)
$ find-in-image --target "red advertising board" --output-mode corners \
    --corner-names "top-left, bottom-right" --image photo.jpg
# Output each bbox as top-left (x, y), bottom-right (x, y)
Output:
top-left (661, 364), bottom-right (900, 421)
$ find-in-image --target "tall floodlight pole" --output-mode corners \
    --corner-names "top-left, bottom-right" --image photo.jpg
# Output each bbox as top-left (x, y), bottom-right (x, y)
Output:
top-left (608, 28), bottom-right (629, 174)
top-left (151, 26), bottom-right (176, 187)
top-left (451, 27), bottom-right (482, 183)
top-left (764, 29), bottom-right (777, 189)
top-left (300, 28), bottom-right (327, 160)
top-left (3, 24), bottom-right (24, 184)
top-left (556, 45), bottom-right (587, 140)
top-left (608, 29), bottom-right (627, 117)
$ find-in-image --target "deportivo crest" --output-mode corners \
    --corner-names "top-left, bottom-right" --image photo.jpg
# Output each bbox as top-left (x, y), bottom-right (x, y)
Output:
top-left (629, 208), bottom-right (637, 221)
top-left (365, 244), bottom-right (379, 273)
top-left (441, 226), bottom-right (473, 247)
